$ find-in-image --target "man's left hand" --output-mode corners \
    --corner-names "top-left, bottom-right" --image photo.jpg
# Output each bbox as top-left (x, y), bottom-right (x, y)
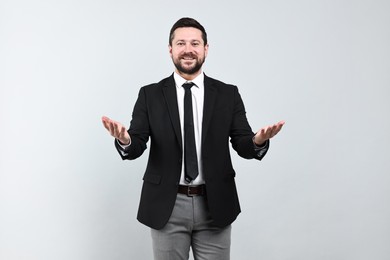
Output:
top-left (254, 121), bottom-right (285, 146)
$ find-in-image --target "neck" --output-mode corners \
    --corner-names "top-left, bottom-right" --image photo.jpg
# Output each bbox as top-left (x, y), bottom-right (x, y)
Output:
top-left (175, 69), bottom-right (202, 81)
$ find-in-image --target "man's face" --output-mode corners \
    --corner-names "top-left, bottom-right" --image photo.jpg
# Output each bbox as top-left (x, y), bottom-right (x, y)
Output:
top-left (169, 27), bottom-right (209, 79)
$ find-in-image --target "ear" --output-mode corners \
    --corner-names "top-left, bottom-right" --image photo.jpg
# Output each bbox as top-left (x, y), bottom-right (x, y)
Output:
top-left (204, 43), bottom-right (209, 58)
top-left (168, 44), bottom-right (173, 57)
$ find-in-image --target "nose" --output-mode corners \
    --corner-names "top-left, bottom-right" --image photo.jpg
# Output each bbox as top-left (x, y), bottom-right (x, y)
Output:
top-left (184, 42), bottom-right (194, 52)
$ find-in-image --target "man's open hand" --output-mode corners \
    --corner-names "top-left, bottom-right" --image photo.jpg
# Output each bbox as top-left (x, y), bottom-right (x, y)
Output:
top-left (101, 116), bottom-right (131, 145)
top-left (254, 121), bottom-right (285, 146)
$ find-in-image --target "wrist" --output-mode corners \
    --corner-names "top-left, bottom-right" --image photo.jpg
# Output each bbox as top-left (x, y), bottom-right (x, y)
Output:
top-left (118, 138), bottom-right (130, 145)
top-left (252, 136), bottom-right (266, 147)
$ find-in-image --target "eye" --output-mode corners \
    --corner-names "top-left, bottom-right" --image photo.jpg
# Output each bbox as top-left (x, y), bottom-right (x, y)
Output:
top-left (192, 42), bottom-right (200, 47)
top-left (177, 42), bottom-right (185, 46)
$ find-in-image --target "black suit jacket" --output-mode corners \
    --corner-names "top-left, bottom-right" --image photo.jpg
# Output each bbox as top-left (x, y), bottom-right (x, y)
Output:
top-left (115, 74), bottom-right (269, 229)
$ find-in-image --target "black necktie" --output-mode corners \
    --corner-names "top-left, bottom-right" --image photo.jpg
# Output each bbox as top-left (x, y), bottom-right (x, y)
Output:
top-left (182, 82), bottom-right (199, 183)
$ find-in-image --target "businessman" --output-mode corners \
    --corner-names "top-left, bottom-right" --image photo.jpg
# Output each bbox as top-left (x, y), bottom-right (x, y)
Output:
top-left (102, 17), bottom-right (284, 260)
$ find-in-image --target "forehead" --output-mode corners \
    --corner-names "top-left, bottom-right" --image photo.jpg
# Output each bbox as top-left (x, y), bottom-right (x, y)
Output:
top-left (172, 27), bottom-right (203, 42)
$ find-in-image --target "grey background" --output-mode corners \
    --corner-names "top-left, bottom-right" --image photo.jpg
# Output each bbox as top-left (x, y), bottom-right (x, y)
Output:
top-left (1, 0), bottom-right (389, 259)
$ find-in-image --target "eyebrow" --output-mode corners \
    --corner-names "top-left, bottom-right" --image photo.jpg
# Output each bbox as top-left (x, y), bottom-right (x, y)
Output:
top-left (175, 39), bottom-right (201, 43)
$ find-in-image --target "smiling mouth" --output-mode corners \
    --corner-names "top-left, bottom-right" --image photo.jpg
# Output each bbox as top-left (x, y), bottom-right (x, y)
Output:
top-left (181, 53), bottom-right (197, 60)
top-left (181, 58), bottom-right (196, 66)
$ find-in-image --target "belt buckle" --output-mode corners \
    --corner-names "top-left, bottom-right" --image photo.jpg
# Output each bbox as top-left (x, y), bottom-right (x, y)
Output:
top-left (187, 186), bottom-right (196, 197)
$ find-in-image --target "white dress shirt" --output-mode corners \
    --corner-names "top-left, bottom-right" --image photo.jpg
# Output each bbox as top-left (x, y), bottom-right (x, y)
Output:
top-left (173, 72), bottom-right (205, 185)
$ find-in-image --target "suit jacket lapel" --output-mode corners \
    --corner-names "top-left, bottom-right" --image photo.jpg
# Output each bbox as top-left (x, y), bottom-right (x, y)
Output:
top-left (162, 74), bottom-right (217, 150)
top-left (162, 74), bottom-right (183, 151)
top-left (202, 74), bottom-right (217, 145)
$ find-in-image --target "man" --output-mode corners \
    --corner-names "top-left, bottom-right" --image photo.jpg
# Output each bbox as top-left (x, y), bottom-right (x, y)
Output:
top-left (102, 17), bottom-right (284, 260)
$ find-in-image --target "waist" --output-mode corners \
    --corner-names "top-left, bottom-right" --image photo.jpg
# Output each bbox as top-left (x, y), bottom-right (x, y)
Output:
top-left (178, 184), bottom-right (206, 197)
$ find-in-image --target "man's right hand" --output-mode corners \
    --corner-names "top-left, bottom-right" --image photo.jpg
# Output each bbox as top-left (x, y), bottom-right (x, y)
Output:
top-left (101, 116), bottom-right (131, 145)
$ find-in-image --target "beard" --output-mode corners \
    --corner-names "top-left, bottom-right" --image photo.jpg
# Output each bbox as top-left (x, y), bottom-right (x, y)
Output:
top-left (172, 53), bottom-right (205, 75)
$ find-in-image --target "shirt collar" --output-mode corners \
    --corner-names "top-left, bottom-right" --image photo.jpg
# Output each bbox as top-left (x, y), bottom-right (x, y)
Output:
top-left (174, 71), bottom-right (204, 89)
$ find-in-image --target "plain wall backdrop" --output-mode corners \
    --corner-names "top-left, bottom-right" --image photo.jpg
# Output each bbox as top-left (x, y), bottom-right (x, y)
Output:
top-left (1, 0), bottom-right (389, 259)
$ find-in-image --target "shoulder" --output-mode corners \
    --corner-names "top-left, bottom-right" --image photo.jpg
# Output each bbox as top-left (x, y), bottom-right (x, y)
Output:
top-left (204, 74), bottom-right (239, 93)
top-left (138, 75), bottom-right (175, 96)
top-left (142, 75), bottom-right (174, 89)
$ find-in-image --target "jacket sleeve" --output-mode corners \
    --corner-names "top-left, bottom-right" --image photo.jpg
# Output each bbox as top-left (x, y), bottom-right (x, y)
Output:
top-left (229, 86), bottom-right (269, 160)
top-left (115, 87), bottom-right (150, 160)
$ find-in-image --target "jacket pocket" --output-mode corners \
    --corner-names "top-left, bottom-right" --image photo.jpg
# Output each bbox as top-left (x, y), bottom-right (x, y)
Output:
top-left (143, 173), bottom-right (161, 185)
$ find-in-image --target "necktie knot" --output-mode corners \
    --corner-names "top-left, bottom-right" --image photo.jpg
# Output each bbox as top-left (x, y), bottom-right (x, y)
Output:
top-left (182, 82), bottom-right (195, 90)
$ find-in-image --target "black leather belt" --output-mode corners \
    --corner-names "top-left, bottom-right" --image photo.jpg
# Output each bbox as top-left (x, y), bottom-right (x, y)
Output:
top-left (178, 185), bottom-right (206, 197)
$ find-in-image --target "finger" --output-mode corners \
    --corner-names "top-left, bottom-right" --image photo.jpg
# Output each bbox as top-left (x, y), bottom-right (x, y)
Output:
top-left (263, 125), bottom-right (276, 139)
top-left (114, 123), bottom-right (121, 138)
top-left (275, 121), bottom-right (284, 132)
top-left (274, 124), bottom-right (283, 134)
top-left (116, 124), bottom-right (123, 138)
top-left (265, 126), bottom-right (273, 138)
top-left (102, 116), bottom-right (111, 129)
top-left (270, 122), bottom-right (284, 138)
top-left (260, 127), bottom-right (268, 138)
top-left (275, 121), bottom-right (285, 130)
top-left (117, 124), bottom-right (126, 138)
top-left (119, 126), bottom-right (130, 144)
top-left (102, 116), bottom-right (110, 122)
top-left (109, 122), bottom-right (118, 137)
top-left (102, 120), bottom-right (110, 131)
top-left (120, 125), bottom-right (127, 138)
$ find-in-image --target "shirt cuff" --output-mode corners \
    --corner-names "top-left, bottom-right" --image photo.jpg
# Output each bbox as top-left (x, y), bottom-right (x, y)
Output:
top-left (252, 138), bottom-right (269, 158)
top-left (116, 139), bottom-right (131, 156)
top-left (252, 137), bottom-right (268, 150)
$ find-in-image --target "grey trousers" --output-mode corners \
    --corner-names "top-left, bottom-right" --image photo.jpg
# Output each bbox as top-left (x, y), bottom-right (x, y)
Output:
top-left (151, 193), bottom-right (231, 260)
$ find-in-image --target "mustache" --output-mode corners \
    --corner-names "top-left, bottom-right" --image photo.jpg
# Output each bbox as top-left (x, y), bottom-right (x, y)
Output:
top-left (180, 52), bottom-right (197, 59)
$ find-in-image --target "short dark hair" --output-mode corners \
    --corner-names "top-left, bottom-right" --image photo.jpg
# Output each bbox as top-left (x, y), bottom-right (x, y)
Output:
top-left (169, 17), bottom-right (208, 46)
